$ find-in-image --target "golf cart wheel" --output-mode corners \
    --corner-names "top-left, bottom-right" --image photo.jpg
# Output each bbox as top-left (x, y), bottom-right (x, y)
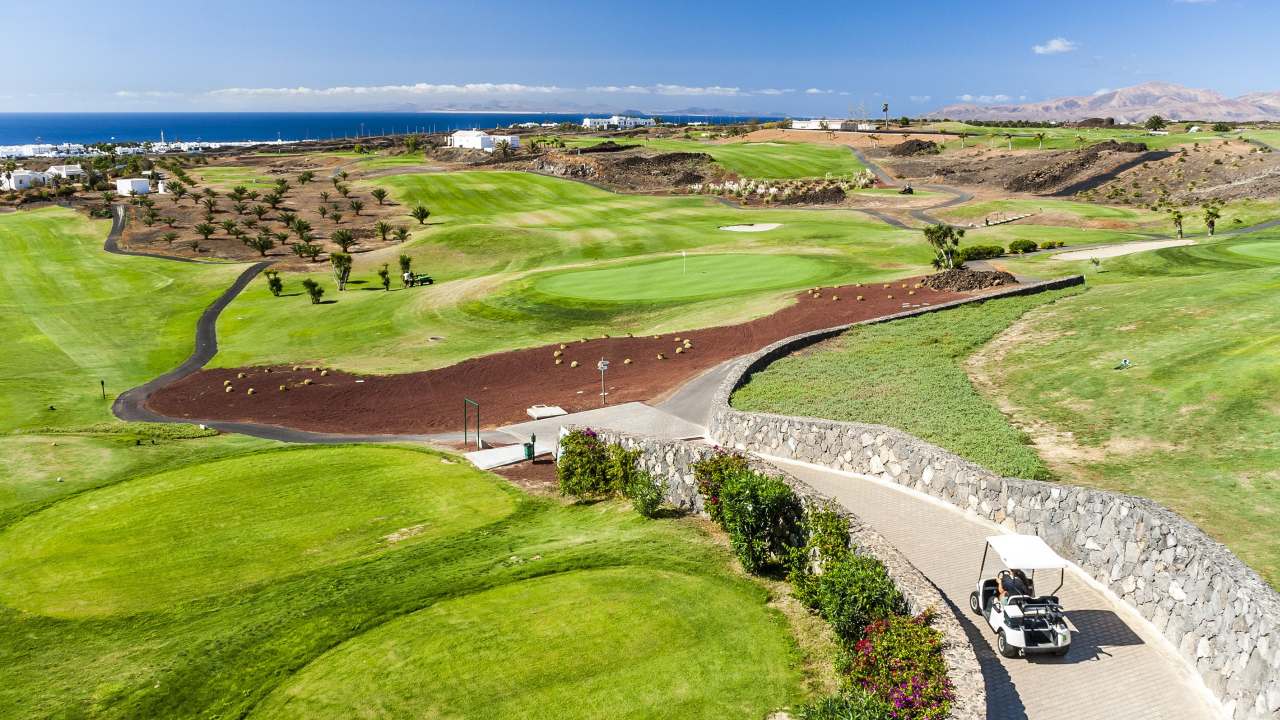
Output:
top-left (969, 591), bottom-right (981, 615)
top-left (997, 631), bottom-right (1019, 659)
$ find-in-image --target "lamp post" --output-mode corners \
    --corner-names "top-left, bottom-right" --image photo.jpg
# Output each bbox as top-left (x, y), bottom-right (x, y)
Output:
top-left (597, 358), bottom-right (610, 406)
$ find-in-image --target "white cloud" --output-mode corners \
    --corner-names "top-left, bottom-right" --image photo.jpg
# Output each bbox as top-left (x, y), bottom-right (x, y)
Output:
top-left (115, 90), bottom-right (182, 98)
top-left (956, 93), bottom-right (1012, 103)
top-left (587, 85), bottom-right (651, 94)
top-left (909, 95), bottom-right (932, 103)
top-left (208, 83), bottom-right (564, 97)
top-left (1093, 87), bottom-right (1113, 96)
top-left (651, 84), bottom-right (742, 96)
top-left (804, 88), bottom-right (834, 95)
top-left (754, 88), bottom-right (794, 96)
top-left (1033, 37), bottom-right (1078, 55)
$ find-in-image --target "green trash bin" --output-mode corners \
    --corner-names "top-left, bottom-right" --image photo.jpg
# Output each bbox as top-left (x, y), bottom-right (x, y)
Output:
top-left (523, 442), bottom-right (535, 460)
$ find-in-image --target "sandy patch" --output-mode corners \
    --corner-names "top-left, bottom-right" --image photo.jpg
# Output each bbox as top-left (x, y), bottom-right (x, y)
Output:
top-left (720, 223), bottom-right (781, 232)
top-left (1052, 239), bottom-right (1194, 261)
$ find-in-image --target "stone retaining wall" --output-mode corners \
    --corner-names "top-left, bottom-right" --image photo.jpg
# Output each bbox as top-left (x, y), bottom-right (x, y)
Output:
top-left (707, 278), bottom-right (1280, 720)
top-left (588, 427), bottom-right (986, 720)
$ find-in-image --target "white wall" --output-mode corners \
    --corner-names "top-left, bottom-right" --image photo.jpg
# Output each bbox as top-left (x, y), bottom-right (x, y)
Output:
top-left (116, 178), bottom-right (150, 195)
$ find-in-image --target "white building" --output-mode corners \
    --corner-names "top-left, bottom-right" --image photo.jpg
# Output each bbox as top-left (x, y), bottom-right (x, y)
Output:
top-left (790, 119), bottom-right (860, 131)
top-left (1, 169), bottom-right (49, 191)
top-left (582, 115), bottom-right (656, 130)
top-left (116, 177), bottom-right (151, 196)
top-left (1187, 126), bottom-right (1202, 133)
top-left (447, 130), bottom-right (521, 153)
top-left (47, 164), bottom-right (85, 181)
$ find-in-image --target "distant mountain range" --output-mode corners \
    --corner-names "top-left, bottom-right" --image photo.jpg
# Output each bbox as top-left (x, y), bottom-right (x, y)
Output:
top-left (932, 82), bottom-right (1280, 123)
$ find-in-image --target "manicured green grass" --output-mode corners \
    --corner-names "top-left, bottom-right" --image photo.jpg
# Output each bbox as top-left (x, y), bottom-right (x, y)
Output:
top-left (0, 208), bottom-right (241, 432)
top-left (192, 166), bottom-right (279, 190)
top-left (0, 446), bottom-right (515, 617)
top-left (732, 289), bottom-right (1081, 479)
top-left (924, 122), bottom-right (1233, 151)
top-left (354, 153), bottom-right (433, 170)
top-left (1243, 130), bottom-right (1280, 149)
top-left (940, 198), bottom-right (1152, 224)
top-left (567, 137), bottom-right (866, 178)
top-left (976, 231), bottom-right (1280, 585)
top-left (253, 568), bottom-right (798, 720)
top-left (213, 171), bottom-right (926, 373)
top-left (0, 444), bottom-right (805, 718)
top-left (533, 253), bottom-right (846, 303)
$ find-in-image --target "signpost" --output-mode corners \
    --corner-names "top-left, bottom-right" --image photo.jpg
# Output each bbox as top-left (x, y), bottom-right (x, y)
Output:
top-left (463, 398), bottom-right (480, 450)
top-left (597, 358), bottom-right (610, 406)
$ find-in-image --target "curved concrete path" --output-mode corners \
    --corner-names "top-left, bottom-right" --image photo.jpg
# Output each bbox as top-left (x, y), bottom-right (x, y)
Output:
top-left (771, 457), bottom-right (1222, 720)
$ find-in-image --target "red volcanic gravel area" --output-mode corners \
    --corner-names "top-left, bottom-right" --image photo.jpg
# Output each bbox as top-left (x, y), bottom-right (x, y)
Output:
top-left (148, 278), bottom-right (975, 435)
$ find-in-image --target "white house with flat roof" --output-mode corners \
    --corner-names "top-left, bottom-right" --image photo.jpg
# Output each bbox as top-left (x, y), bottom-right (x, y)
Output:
top-left (1, 169), bottom-right (49, 191)
top-left (115, 177), bottom-right (151, 196)
top-left (47, 164), bottom-right (85, 181)
top-left (448, 130), bottom-right (521, 152)
top-left (791, 119), bottom-right (860, 131)
top-left (582, 115), bottom-right (656, 130)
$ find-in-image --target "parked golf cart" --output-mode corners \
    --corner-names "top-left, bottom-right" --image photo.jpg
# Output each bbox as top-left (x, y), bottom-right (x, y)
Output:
top-left (969, 534), bottom-right (1072, 659)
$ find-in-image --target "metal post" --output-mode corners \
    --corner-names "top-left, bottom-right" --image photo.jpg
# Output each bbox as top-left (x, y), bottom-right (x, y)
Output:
top-left (463, 398), bottom-right (480, 450)
top-left (597, 358), bottom-right (609, 406)
top-left (100, 379), bottom-right (105, 399)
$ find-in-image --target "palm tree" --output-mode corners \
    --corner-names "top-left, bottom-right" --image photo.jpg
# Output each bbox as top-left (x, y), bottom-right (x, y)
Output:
top-left (246, 234), bottom-right (274, 257)
top-left (292, 219), bottom-right (313, 241)
top-left (194, 222), bottom-right (217, 241)
top-left (331, 229), bottom-right (356, 252)
top-left (277, 211), bottom-right (298, 228)
top-left (200, 197), bottom-right (218, 213)
top-left (923, 223), bottom-right (966, 270)
top-left (1202, 201), bottom-right (1222, 236)
top-left (1034, 132), bottom-right (1046, 150)
top-left (1075, 135), bottom-right (1087, 150)
top-left (161, 231), bottom-right (179, 244)
top-left (348, 198), bottom-right (364, 216)
top-left (298, 171), bottom-right (315, 185)
top-left (330, 251), bottom-right (353, 290)
top-left (392, 226), bottom-right (410, 243)
top-left (219, 219), bottom-right (238, 235)
top-left (374, 220), bottom-right (392, 242)
top-left (411, 205), bottom-right (431, 225)
top-left (318, 205), bottom-right (329, 219)
top-left (319, 190), bottom-right (331, 204)
top-left (371, 188), bottom-right (389, 205)
top-left (1169, 208), bottom-right (1185, 239)
top-left (1003, 133), bottom-right (1013, 150)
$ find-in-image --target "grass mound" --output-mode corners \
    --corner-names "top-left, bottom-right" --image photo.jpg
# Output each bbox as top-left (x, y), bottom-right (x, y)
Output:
top-left (0, 446), bottom-right (515, 617)
top-left (731, 289), bottom-right (1082, 479)
top-left (532, 253), bottom-right (846, 303)
top-left (253, 568), bottom-right (797, 720)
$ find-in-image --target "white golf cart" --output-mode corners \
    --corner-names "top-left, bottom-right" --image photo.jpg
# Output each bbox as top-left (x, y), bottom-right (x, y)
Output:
top-left (968, 534), bottom-right (1072, 659)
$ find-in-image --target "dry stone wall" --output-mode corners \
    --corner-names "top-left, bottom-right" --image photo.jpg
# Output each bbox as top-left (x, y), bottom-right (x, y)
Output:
top-left (707, 278), bottom-right (1280, 720)
top-left (586, 427), bottom-right (986, 720)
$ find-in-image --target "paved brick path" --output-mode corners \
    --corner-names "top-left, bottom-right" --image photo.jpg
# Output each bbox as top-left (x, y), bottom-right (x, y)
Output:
top-left (772, 457), bottom-right (1222, 720)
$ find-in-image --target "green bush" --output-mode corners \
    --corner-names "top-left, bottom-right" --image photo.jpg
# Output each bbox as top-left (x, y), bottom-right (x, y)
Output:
top-left (556, 429), bottom-right (610, 498)
top-left (719, 469), bottom-right (804, 573)
top-left (606, 444), bottom-right (643, 495)
top-left (1008, 238), bottom-right (1038, 254)
top-left (846, 612), bottom-right (953, 720)
top-left (624, 471), bottom-right (665, 518)
top-left (796, 690), bottom-right (895, 720)
top-left (816, 554), bottom-right (905, 646)
top-left (788, 501), bottom-right (852, 609)
top-left (955, 244), bottom-right (1004, 262)
top-left (692, 450), bottom-right (749, 525)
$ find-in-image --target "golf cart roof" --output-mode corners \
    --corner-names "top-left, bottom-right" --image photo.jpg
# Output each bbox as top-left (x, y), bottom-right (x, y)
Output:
top-left (986, 535), bottom-right (1070, 571)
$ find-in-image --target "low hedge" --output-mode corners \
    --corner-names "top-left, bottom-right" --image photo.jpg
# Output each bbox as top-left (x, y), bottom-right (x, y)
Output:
top-left (1008, 238), bottom-right (1039, 254)
top-left (796, 689), bottom-right (894, 719)
top-left (955, 244), bottom-right (1004, 262)
top-left (692, 450), bottom-right (749, 525)
top-left (718, 468), bottom-right (804, 573)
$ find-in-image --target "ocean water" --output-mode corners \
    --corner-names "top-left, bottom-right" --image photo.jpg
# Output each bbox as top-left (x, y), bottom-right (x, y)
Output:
top-left (0, 112), bottom-right (775, 146)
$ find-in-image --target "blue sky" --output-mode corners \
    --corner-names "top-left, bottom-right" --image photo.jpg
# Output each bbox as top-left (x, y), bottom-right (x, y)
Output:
top-left (2, 0), bottom-right (1273, 115)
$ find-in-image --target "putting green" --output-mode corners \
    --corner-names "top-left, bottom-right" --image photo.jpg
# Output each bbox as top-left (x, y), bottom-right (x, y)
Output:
top-left (252, 568), bottom-right (799, 720)
top-left (0, 446), bottom-right (515, 618)
top-left (532, 253), bottom-right (845, 303)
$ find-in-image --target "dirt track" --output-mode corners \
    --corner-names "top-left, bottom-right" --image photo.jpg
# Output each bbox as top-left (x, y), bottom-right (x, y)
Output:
top-left (147, 279), bottom-right (975, 435)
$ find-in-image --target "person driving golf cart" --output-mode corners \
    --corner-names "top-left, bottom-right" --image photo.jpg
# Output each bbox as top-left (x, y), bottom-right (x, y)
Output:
top-left (970, 535), bottom-right (1072, 658)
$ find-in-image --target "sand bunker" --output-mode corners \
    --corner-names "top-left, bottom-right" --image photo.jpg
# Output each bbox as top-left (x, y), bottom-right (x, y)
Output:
top-left (720, 223), bottom-right (782, 232)
top-left (1052, 239), bottom-right (1194, 261)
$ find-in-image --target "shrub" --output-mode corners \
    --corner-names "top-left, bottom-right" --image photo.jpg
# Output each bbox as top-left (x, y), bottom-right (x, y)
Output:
top-left (797, 689), bottom-right (895, 720)
top-left (556, 429), bottom-right (611, 498)
top-left (955, 244), bottom-right (1004, 262)
top-left (624, 471), bottom-right (665, 518)
top-left (845, 612), bottom-right (953, 720)
top-left (1008, 238), bottom-right (1038, 254)
top-left (816, 554), bottom-right (905, 646)
top-left (788, 501), bottom-right (852, 609)
top-left (605, 443), bottom-right (643, 495)
top-left (719, 469), bottom-right (804, 573)
top-left (692, 450), bottom-right (749, 525)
